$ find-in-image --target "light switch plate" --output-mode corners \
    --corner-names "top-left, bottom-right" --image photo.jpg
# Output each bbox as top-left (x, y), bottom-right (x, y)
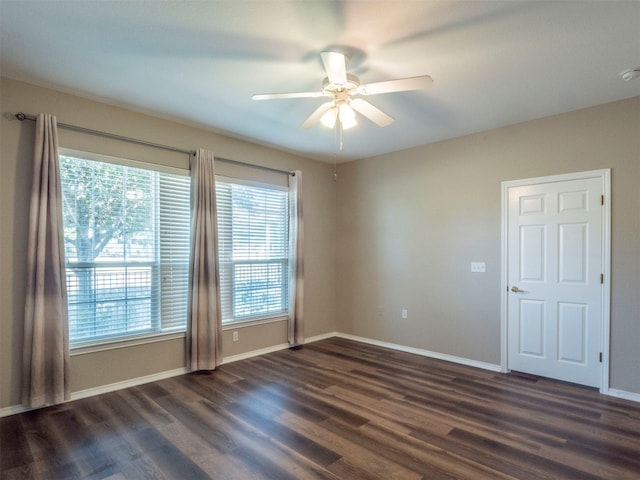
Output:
top-left (471, 262), bottom-right (486, 273)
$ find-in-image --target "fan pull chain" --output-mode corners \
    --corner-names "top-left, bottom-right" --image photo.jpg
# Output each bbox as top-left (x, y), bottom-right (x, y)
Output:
top-left (332, 121), bottom-right (340, 180)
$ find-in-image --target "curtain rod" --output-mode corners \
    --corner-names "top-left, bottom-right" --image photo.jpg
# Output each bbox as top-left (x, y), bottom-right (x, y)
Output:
top-left (14, 112), bottom-right (294, 176)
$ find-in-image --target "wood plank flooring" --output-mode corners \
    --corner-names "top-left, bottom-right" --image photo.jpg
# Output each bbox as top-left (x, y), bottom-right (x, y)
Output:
top-left (2, 337), bottom-right (639, 479)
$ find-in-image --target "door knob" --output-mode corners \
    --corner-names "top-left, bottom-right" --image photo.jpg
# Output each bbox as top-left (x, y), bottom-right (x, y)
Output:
top-left (511, 286), bottom-right (526, 293)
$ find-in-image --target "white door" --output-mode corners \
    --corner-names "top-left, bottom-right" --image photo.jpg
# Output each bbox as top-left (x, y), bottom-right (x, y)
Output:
top-left (507, 175), bottom-right (605, 388)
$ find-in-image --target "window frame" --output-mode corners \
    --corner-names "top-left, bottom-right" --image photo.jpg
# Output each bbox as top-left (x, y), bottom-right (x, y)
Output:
top-left (59, 148), bottom-right (191, 351)
top-left (215, 175), bottom-right (290, 326)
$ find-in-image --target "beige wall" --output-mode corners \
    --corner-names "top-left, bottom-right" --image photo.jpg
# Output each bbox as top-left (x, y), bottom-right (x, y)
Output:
top-left (0, 77), bottom-right (337, 409)
top-left (2, 76), bottom-right (638, 410)
top-left (336, 97), bottom-right (640, 394)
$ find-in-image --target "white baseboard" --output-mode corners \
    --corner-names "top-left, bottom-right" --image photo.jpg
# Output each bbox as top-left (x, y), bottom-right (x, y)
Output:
top-left (0, 404), bottom-right (29, 418)
top-left (604, 388), bottom-right (640, 403)
top-left (305, 331), bottom-right (338, 343)
top-left (335, 333), bottom-right (640, 403)
top-left (1, 334), bottom-right (336, 418)
top-left (221, 342), bottom-right (290, 364)
top-left (72, 367), bottom-right (190, 402)
top-left (4, 332), bottom-right (636, 417)
top-left (335, 332), bottom-right (503, 372)
top-left (220, 331), bottom-right (338, 365)
top-left (0, 366), bottom-right (189, 418)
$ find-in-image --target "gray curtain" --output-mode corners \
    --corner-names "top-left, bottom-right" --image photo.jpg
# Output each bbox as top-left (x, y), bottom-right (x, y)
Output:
top-left (187, 148), bottom-right (222, 370)
top-left (288, 170), bottom-right (304, 346)
top-left (22, 114), bottom-right (70, 408)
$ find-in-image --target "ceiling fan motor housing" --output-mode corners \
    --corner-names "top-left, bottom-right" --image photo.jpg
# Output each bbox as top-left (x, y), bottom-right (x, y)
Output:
top-left (322, 73), bottom-right (360, 94)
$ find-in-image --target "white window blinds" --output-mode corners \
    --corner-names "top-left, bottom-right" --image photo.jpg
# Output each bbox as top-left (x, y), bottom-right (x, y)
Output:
top-left (60, 153), bottom-right (190, 345)
top-left (216, 178), bottom-right (289, 323)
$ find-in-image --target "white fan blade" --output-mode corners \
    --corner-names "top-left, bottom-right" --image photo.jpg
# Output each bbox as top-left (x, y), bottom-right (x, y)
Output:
top-left (357, 75), bottom-right (433, 95)
top-left (252, 91), bottom-right (325, 100)
top-left (350, 98), bottom-right (394, 127)
top-left (321, 51), bottom-right (347, 85)
top-left (301, 101), bottom-right (335, 129)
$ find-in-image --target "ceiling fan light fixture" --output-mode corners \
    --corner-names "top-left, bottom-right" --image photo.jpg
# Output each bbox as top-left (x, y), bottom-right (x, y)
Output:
top-left (339, 103), bottom-right (357, 130)
top-left (320, 107), bottom-right (338, 128)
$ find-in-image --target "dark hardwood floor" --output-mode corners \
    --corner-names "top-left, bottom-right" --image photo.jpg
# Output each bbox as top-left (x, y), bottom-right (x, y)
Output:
top-left (2, 337), bottom-right (639, 479)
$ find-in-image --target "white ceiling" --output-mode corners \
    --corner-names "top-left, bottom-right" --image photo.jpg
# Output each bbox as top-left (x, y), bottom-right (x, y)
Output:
top-left (1, 1), bottom-right (639, 162)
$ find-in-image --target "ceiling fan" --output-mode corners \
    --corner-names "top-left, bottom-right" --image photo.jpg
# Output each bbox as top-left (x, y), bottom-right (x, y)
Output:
top-left (252, 51), bottom-right (433, 131)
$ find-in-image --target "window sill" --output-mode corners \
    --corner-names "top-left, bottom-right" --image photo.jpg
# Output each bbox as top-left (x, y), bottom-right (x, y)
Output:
top-left (222, 315), bottom-right (288, 330)
top-left (70, 330), bottom-right (186, 356)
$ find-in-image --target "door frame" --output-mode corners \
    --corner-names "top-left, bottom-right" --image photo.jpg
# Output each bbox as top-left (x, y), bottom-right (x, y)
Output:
top-left (500, 169), bottom-right (611, 393)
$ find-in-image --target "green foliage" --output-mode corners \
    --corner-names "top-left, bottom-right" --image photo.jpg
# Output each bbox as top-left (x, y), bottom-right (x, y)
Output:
top-left (60, 156), bottom-right (155, 262)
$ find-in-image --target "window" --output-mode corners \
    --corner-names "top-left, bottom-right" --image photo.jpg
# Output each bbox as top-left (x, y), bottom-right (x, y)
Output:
top-left (60, 152), bottom-right (190, 346)
top-left (216, 178), bottom-right (289, 324)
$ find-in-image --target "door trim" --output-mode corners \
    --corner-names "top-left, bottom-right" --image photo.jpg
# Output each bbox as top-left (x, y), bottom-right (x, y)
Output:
top-left (500, 169), bottom-right (611, 392)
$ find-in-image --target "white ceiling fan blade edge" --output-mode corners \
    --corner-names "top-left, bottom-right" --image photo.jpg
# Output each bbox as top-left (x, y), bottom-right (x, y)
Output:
top-left (253, 91), bottom-right (325, 100)
top-left (301, 101), bottom-right (335, 129)
top-left (321, 51), bottom-right (347, 85)
top-left (350, 98), bottom-right (394, 127)
top-left (358, 75), bottom-right (433, 95)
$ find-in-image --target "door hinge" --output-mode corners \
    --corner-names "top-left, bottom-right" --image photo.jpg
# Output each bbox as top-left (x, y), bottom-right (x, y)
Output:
top-left (600, 273), bottom-right (604, 284)
top-left (599, 352), bottom-right (603, 363)
top-left (601, 195), bottom-right (604, 206)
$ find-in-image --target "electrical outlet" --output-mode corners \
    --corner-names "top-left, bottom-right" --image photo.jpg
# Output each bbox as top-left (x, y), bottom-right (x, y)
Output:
top-left (401, 308), bottom-right (408, 319)
top-left (471, 262), bottom-right (486, 273)
top-left (232, 331), bottom-right (239, 342)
